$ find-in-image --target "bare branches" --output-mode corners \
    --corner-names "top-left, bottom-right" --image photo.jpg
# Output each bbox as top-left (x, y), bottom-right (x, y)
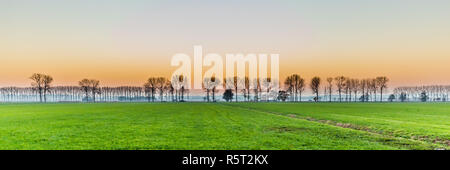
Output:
top-left (394, 85), bottom-right (450, 102)
top-left (78, 79), bottom-right (101, 102)
top-left (310, 77), bottom-right (321, 102)
top-left (30, 73), bottom-right (53, 103)
top-left (334, 76), bottom-right (346, 102)
top-left (280, 75), bottom-right (391, 102)
top-left (284, 74), bottom-right (305, 102)
top-left (326, 78), bottom-right (333, 102)
top-left (376, 77), bottom-right (389, 102)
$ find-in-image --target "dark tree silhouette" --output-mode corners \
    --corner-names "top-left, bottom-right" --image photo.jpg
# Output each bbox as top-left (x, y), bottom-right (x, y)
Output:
top-left (30, 73), bottom-right (45, 102)
top-left (297, 78), bottom-right (305, 102)
top-left (360, 79), bottom-right (368, 102)
top-left (90, 79), bottom-right (100, 102)
top-left (376, 76), bottom-right (389, 102)
top-left (78, 79), bottom-right (100, 102)
top-left (388, 94), bottom-right (396, 102)
top-left (284, 76), bottom-right (294, 101)
top-left (369, 78), bottom-right (378, 102)
top-left (79, 79), bottom-right (91, 102)
top-left (399, 92), bottom-right (407, 102)
top-left (42, 75), bottom-right (53, 102)
top-left (350, 79), bottom-right (360, 102)
top-left (326, 77), bottom-right (333, 102)
top-left (420, 91), bottom-right (429, 102)
top-left (223, 89), bottom-right (234, 102)
top-left (285, 74), bottom-right (305, 102)
top-left (310, 77), bottom-right (321, 102)
top-left (334, 76), bottom-right (345, 102)
top-left (277, 90), bottom-right (288, 102)
top-left (144, 77), bottom-right (157, 102)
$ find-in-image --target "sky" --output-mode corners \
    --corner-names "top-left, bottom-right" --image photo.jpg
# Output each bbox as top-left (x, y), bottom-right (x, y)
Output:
top-left (1, 0), bottom-right (450, 89)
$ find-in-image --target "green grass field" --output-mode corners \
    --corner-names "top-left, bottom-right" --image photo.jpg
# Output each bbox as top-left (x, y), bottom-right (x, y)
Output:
top-left (0, 102), bottom-right (448, 150)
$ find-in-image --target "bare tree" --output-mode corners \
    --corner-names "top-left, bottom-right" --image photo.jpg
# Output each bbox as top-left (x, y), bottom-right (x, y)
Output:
top-left (292, 74), bottom-right (302, 102)
top-left (296, 76), bottom-right (305, 102)
top-left (376, 76), bottom-right (389, 102)
top-left (90, 79), bottom-right (100, 102)
top-left (334, 76), bottom-right (346, 102)
top-left (310, 77), bottom-right (321, 102)
top-left (30, 73), bottom-right (45, 102)
top-left (79, 79), bottom-right (91, 102)
top-left (78, 79), bottom-right (100, 102)
top-left (344, 78), bottom-right (351, 101)
top-left (156, 77), bottom-right (167, 102)
top-left (42, 75), bottom-right (53, 102)
top-left (369, 78), bottom-right (378, 102)
top-left (351, 79), bottom-right (360, 102)
top-left (144, 77), bottom-right (157, 102)
top-left (360, 79), bottom-right (368, 102)
top-left (326, 77), bottom-right (333, 102)
top-left (284, 76), bottom-right (294, 101)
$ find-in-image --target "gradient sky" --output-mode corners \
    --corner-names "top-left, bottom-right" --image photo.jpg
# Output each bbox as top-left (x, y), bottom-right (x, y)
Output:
top-left (2, 0), bottom-right (450, 89)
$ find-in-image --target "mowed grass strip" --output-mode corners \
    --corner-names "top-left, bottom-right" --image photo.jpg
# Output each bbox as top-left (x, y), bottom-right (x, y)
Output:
top-left (0, 103), bottom-right (443, 150)
top-left (231, 102), bottom-right (450, 148)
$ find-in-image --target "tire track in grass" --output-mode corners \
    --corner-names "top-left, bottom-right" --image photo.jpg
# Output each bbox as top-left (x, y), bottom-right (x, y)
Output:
top-left (245, 104), bottom-right (450, 148)
top-left (219, 103), bottom-right (449, 150)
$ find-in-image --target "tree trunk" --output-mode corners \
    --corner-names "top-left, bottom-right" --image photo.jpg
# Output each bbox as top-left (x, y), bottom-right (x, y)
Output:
top-left (235, 87), bottom-right (238, 102)
top-left (380, 88), bottom-right (383, 102)
top-left (39, 90), bottom-right (43, 103)
top-left (339, 90), bottom-right (342, 102)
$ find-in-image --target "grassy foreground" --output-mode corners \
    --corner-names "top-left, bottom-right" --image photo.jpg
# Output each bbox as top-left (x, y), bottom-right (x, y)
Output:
top-left (0, 102), bottom-right (448, 150)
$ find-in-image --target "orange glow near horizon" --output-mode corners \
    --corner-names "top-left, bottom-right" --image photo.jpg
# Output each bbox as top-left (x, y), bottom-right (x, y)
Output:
top-left (1, 48), bottom-right (449, 89)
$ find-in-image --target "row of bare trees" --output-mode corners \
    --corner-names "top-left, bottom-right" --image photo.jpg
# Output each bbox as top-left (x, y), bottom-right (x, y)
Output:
top-left (282, 75), bottom-right (390, 102)
top-left (200, 76), bottom-right (276, 102)
top-left (1, 73), bottom-right (449, 103)
top-left (393, 85), bottom-right (450, 102)
top-left (0, 74), bottom-right (190, 103)
top-left (0, 74), bottom-right (274, 103)
top-left (222, 76), bottom-right (277, 102)
top-left (29, 73), bottom-right (53, 102)
top-left (143, 75), bottom-right (190, 102)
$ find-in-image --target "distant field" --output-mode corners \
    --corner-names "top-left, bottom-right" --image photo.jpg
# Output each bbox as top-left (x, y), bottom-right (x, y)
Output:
top-left (0, 102), bottom-right (448, 150)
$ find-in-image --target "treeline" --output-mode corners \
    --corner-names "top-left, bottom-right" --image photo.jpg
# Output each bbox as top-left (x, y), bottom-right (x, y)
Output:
top-left (280, 75), bottom-right (389, 102)
top-left (393, 85), bottom-right (450, 102)
top-left (0, 74), bottom-right (190, 103)
top-left (0, 73), bottom-right (448, 103)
